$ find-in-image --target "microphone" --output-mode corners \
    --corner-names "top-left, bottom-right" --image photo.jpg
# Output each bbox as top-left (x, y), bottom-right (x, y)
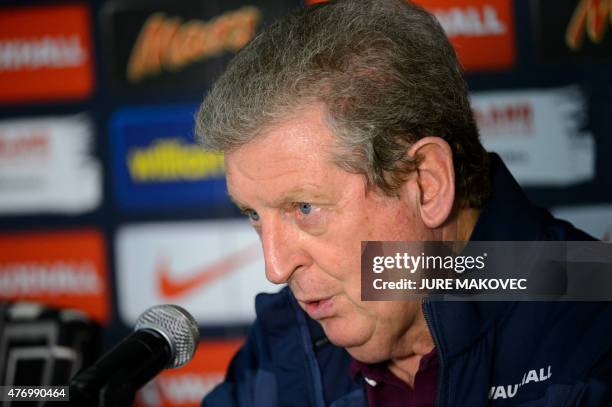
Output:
top-left (69, 304), bottom-right (199, 407)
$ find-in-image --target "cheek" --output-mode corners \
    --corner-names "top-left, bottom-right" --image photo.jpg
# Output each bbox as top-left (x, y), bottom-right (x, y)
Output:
top-left (312, 217), bottom-right (363, 281)
top-left (321, 241), bottom-right (361, 284)
top-left (366, 202), bottom-right (426, 241)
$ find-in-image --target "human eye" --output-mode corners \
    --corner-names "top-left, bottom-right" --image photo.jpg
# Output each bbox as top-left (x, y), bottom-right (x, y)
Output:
top-left (297, 202), bottom-right (312, 215)
top-left (292, 201), bottom-right (326, 235)
top-left (242, 208), bottom-right (260, 222)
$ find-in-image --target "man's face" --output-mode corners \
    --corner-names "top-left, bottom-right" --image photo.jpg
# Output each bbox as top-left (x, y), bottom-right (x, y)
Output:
top-left (225, 104), bottom-right (434, 362)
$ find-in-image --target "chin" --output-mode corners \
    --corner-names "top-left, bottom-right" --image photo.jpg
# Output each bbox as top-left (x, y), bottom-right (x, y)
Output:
top-left (321, 318), bottom-right (388, 364)
top-left (320, 317), bottom-right (364, 346)
top-left (345, 341), bottom-right (389, 364)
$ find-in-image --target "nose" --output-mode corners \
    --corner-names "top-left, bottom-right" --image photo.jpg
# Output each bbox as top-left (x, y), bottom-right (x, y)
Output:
top-left (260, 216), bottom-right (309, 284)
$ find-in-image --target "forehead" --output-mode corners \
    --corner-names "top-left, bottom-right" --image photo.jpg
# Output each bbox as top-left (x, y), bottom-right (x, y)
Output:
top-left (225, 105), bottom-right (343, 203)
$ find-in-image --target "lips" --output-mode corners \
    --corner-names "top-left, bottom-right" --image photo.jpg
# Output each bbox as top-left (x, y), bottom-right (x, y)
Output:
top-left (301, 297), bottom-right (335, 320)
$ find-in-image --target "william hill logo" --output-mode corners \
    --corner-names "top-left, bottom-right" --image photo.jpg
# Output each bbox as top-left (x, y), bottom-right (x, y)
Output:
top-left (127, 6), bottom-right (261, 83)
top-left (127, 138), bottom-right (224, 182)
top-left (566, 0), bottom-right (611, 50)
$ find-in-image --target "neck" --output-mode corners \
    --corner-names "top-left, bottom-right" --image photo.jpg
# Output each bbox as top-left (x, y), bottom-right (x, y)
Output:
top-left (387, 305), bottom-right (434, 388)
top-left (442, 206), bottom-right (480, 241)
top-left (388, 206), bottom-right (480, 387)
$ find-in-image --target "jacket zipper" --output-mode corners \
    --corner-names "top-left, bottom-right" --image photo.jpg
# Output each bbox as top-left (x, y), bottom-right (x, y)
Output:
top-left (422, 297), bottom-right (445, 407)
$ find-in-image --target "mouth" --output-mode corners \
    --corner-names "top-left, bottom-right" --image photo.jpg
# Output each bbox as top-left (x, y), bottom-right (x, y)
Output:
top-left (300, 297), bottom-right (335, 320)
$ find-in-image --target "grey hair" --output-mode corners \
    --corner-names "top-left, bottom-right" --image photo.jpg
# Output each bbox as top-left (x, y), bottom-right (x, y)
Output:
top-left (196, 0), bottom-right (490, 207)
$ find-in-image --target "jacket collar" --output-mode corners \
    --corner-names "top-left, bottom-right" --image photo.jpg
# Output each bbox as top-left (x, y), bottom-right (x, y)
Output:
top-left (427, 153), bottom-right (549, 357)
top-left (470, 153), bottom-right (548, 242)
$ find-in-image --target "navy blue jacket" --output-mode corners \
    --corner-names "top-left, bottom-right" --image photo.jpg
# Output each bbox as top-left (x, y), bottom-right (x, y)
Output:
top-left (202, 155), bottom-right (612, 406)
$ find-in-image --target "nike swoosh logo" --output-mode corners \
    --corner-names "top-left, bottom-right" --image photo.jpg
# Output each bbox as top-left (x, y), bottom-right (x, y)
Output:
top-left (156, 243), bottom-right (260, 298)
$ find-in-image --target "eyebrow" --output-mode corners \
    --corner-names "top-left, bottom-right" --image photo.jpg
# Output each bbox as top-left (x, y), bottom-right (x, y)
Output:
top-left (228, 185), bottom-right (327, 210)
top-left (271, 189), bottom-right (326, 206)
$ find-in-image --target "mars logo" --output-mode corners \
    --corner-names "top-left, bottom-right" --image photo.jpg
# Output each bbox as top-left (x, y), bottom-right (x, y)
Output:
top-left (533, 0), bottom-right (612, 63)
top-left (473, 102), bottom-right (533, 137)
top-left (127, 6), bottom-right (261, 83)
top-left (104, 1), bottom-right (297, 92)
top-left (566, 0), bottom-right (612, 50)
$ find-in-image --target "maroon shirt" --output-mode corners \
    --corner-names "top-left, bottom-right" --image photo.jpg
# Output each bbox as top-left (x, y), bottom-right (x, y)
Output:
top-left (350, 349), bottom-right (439, 407)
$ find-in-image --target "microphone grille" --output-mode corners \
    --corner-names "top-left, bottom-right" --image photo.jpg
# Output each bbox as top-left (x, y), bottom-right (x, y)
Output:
top-left (135, 304), bottom-right (200, 368)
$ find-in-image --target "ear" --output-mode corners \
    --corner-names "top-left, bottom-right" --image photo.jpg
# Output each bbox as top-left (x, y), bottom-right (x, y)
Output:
top-left (405, 137), bottom-right (455, 229)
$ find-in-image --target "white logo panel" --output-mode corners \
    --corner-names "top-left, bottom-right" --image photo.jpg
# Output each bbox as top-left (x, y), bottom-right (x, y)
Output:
top-left (116, 220), bottom-right (278, 325)
top-left (0, 115), bottom-right (102, 214)
top-left (472, 86), bottom-right (595, 186)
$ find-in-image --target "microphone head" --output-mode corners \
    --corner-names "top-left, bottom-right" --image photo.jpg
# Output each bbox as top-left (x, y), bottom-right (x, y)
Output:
top-left (134, 304), bottom-right (200, 368)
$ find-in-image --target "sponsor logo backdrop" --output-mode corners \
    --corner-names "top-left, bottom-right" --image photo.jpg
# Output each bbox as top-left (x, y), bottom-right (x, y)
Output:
top-left (0, 0), bottom-right (611, 405)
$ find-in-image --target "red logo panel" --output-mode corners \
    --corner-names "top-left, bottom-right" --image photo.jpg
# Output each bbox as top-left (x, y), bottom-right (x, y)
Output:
top-left (415, 0), bottom-right (515, 71)
top-left (0, 4), bottom-right (95, 103)
top-left (0, 230), bottom-right (110, 324)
